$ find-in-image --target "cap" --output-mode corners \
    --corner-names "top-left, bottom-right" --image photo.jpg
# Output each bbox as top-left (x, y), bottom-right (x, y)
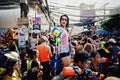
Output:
top-left (108, 38), bottom-right (116, 43)
top-left (4, 52), bottom-right (19, 60)
top-left (41, 36), bottom-right (48, 41)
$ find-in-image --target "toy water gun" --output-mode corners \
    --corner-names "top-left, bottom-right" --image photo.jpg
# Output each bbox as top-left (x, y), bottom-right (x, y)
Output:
top-left (100, 41), bottom-right (106, 48)
top-left (63, 66), bottom-right (82, 76)
top-left (0, 67), bottom-right (4, 73)
top-left (52, 26), bottom-right (62, 45)
top-left (62, 66), bottom-right (105, 80)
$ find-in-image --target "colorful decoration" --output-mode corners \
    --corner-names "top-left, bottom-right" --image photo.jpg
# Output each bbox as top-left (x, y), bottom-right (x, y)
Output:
top-left (35, 4), bottom-right (39, 10)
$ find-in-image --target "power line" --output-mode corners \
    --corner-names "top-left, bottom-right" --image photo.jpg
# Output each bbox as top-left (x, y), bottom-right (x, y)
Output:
top-left (49, 5), bottom-right (80, 10)
top-left (50, 9), bottom-right (112, 18)
top-left (49, 2), bottom-right (115, 10)
top-left (50, 2), bottom-right (80, 8)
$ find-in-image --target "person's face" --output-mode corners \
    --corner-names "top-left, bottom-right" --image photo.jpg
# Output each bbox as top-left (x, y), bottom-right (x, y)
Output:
top-left (75, 42), bottom-right (82, 51)
top-left (93, 54), bottom-right (101, 64)
top-left (13, 61), bottom-right (19, 70)
top-left (95, 39), bottom-right (100, 48)
top-left (78, 60), bottom-right (90, 69)
top-left (60, 16), bottom-right (68, 28)
top-left (36, 50), bottom-right (39, 59)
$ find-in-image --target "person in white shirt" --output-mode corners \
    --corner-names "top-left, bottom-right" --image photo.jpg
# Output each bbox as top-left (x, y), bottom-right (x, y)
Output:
top-left (57, 14), bottom-right (72, 67)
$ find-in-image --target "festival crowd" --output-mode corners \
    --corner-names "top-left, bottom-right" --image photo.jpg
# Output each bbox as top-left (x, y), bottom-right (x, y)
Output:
top-left (0, 14), bottom-right (120, 80)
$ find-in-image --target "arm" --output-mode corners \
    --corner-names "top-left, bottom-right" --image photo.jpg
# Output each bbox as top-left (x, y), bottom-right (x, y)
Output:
top-left (69, 27), bottom-right (74, 36)
top-left (47, 45), bottom-right (53, 57)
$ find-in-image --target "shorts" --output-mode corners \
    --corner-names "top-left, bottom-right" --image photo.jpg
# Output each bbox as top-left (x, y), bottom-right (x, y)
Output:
top-left (60, 52), bottom-right (70, 58)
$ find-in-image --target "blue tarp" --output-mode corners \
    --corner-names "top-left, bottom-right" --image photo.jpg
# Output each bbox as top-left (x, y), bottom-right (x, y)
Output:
top-left (95, 29), bottom-right (113, 35)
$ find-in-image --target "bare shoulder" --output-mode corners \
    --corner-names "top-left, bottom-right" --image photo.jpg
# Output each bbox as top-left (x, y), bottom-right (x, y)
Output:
top-left (46, 45), bottom-right (51, 49)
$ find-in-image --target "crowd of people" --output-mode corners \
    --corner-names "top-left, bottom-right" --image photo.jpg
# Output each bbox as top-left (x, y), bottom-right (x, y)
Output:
top-left (0, 14), bottom-right (120, 80)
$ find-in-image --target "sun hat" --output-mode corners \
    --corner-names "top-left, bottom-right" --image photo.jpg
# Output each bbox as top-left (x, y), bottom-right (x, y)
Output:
top-left (4, 51), bottom-right (19, 60)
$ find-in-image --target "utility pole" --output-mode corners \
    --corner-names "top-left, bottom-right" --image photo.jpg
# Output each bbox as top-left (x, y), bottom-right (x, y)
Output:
top-left (44, 0), bottom-right (54, 32)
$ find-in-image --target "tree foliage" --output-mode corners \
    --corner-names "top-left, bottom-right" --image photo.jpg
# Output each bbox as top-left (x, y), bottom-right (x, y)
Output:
top-left (101, 14), bottom-right (120, 32)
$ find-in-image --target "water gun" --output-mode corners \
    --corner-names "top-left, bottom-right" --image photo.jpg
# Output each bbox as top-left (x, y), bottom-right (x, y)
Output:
top-left (52, 26), bottom-right (62, 45)
top-left (62, 66), bottom-right (105, 80)
top-left (63, 66), bottom-right (82, 76)
top-left (0, 67), bottom-right (4, 73)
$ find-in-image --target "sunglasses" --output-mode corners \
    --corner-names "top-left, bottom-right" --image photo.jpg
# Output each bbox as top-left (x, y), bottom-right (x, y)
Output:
top-left (61, 18), bottom-right (67, 21)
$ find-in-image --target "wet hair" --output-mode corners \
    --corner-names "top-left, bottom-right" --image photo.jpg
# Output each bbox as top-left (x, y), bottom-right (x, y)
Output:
top-left (74, 50), bottom-right (89, 63)
top-left (60, 14), bottom-right (69, 28)
top-left (31, 61), bottom-right (39, 68)
top-left (87, 38), bottom-right (92, 43)
top-left (104, 42), bottom-right (110, 48)
top-left (49, 39), bottom-right (55, 45)
top-left (71, 41), bottom-right (76, 47)
top-left (81, 37), bottom-right (87, 46)
top-left (107, 65), bottom-right (120, 78)
top-left (29, 49), bottom-right (37, 59)
top-left (92, 34), bottom-right (98, 40)
top-left (91, 50), bottom-right (100, 58)
top-left (38, 40), bottom-right (42, 45)
top-left (4, 59), bottom-right (18, 75)
top-left (9, 44), bottom-right (16, 51)
top-left (27, 67), bottom-right (39, 80)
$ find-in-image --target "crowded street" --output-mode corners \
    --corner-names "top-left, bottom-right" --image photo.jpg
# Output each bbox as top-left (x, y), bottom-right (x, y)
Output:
top-left (0, 0), bottom-right (120, 80)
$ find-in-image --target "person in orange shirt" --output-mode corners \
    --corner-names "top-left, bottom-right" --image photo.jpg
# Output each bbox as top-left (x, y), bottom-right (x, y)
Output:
top-left (37, 36), bottom-right (52, 80)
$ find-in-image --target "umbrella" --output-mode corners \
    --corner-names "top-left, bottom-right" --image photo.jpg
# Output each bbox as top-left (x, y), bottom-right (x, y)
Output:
top-left (95, 29), bottom-right (112, 35)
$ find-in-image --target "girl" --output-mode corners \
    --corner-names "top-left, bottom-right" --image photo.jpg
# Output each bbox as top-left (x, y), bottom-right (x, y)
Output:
top-left (2, 59), bottom-right (22, 80)
top-left (58, 14), bottom-right (72, 67)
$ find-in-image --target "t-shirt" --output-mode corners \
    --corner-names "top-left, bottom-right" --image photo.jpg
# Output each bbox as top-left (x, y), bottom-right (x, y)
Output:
top-left (58, 27), bottom-right (69, 53)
